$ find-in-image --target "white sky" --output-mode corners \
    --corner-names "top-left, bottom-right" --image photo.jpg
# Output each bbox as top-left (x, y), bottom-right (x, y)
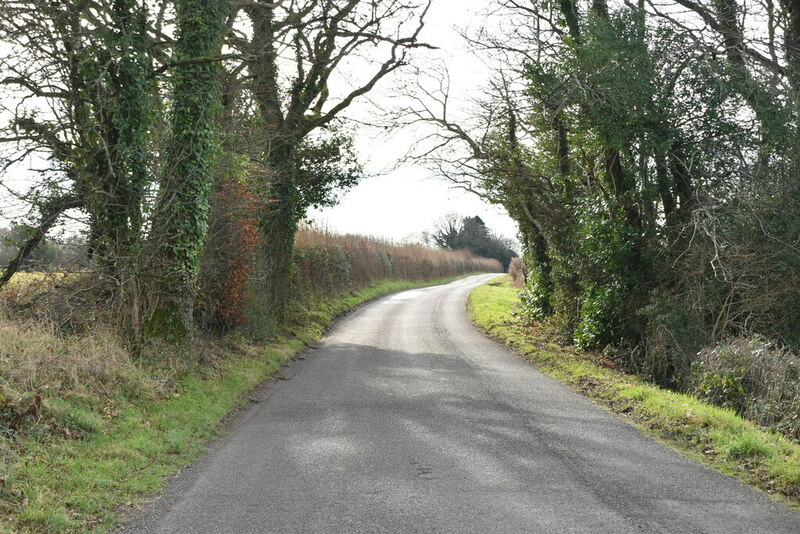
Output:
top-left (307, 0), bottom-right (519, 243)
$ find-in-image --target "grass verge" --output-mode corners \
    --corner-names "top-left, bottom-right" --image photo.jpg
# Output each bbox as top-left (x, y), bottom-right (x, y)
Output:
top-left (468, 275), bottom-right (800, 510)
top-left (1, 274), bottom-right (474, 533)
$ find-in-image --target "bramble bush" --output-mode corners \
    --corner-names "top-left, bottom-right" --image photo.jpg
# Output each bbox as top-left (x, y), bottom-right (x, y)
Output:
top-left (690, 338), bottom-right (800, 438)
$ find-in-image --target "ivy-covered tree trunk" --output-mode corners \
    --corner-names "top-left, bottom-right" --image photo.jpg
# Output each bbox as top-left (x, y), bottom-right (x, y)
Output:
top-left (504, 111), bottom-right (556, 316)
top-left (73, 0), bottom-right (153, 272)
top-left (146, 0), bottom-right (230, 341)
top-left (240, 0), bottom-right (422, 330)
top-left (260, 143), bottom-right (300, 326)
top-left (99, 0), bottom-right (154, 337)
top-left (519, 217), bottom-right (554, 318)
top-left (246, 2), bottom-right (298, 326)
top-left (107, 0), bottom-right (151, 259)
top-left (0, 2), bottom-right (153, 289)
top-left (713, 0), bottom-right (789, 150)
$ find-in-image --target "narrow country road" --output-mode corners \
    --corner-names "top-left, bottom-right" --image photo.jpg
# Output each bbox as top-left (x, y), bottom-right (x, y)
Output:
top-left (125, 274), bottom-right (800, 533)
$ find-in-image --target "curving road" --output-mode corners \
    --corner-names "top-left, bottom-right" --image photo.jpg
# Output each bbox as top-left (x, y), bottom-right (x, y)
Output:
top-left (125, 274), bottom-right (800, 533)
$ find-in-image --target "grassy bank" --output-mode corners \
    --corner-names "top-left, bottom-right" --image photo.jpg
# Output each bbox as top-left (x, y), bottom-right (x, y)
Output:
top-left (0, 275), bottom-right (473, 533)
top-left (468, 276), bottom-right (800, 510)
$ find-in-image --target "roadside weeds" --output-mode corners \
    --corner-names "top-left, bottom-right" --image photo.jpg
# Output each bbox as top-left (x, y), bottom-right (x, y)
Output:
top-left (468, 275), bottom-right (800, 511)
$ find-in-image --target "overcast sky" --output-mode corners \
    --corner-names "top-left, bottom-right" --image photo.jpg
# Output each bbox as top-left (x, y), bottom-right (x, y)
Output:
top-left (307, 0), bottom-right (519, 243)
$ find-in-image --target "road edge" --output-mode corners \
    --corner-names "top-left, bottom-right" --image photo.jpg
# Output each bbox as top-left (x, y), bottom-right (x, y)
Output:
top-left (467, 275), bottom-right (800, 512)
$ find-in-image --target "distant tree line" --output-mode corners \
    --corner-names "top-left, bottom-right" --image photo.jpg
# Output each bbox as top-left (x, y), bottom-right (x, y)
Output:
top-left (0, 227), bottom-right (86, 272)
top-left (425, 214), bottom-right (517, 271)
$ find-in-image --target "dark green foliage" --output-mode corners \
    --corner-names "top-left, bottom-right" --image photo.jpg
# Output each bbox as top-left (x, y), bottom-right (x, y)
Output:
top-left (296, 131), bottom-right (363, 214)
top-left (427, 215), bottom-right (518, 270)
top-left (456, 0), bottom-right (800, 425)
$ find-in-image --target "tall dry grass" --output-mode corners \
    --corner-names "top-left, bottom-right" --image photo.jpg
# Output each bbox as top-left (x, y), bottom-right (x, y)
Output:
top-left (0, 322), bottom-right (159, 402)
top-left (293, 226), bottom-right (502, 295)
top-left (508, 257), bottom-right (525, 288)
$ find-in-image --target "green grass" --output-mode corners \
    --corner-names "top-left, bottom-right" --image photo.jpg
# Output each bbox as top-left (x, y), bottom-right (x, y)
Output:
top-left (1, 274), bottom-right (475, 534)
top-left (468, 275), bottom-right (800, 510)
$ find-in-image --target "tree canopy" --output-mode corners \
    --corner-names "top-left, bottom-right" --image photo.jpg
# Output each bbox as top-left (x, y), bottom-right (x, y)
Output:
top-left (406, 0), bottom-right (800, 388)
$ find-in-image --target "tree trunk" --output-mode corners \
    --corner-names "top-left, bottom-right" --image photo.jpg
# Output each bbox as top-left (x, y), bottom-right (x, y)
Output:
top-left (713, 0), bottom-right (789, 148)
top-left (560, 0), bottom-right (582, 40)
top-left (655, 153), bottom-right (675, 220)
top-left (669, 142), bottom-right (694, 217)
top-left (246, 2), bottom-right (299, 325)
top-left (782, 0), bottom-right (800, 146)
top-left (145, 0), bottom-right (230, 342)
top-left (259, 143), bottom-right (300, 326)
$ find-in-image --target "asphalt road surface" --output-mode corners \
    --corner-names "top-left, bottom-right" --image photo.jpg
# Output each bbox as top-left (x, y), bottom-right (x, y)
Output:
top-left (125, 274), bottom-right (800, 533)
